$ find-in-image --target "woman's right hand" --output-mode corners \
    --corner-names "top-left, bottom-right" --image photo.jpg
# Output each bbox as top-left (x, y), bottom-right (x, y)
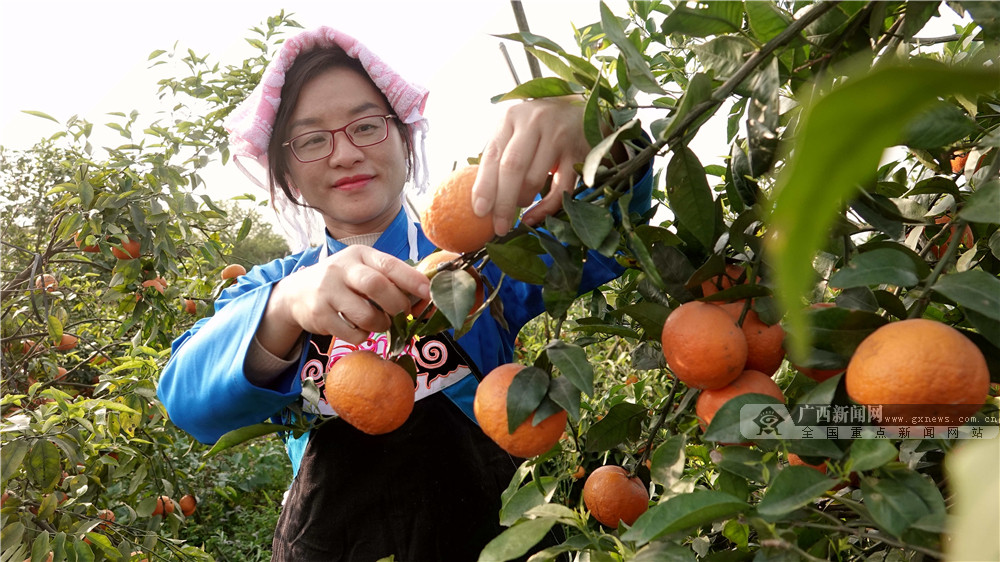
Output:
top-left (258, 245), bottom-right (431, 353)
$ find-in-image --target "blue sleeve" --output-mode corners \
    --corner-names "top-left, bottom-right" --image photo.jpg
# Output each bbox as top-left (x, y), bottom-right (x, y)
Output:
top-left (491, 161), bottom-right (654, 335)
top-left (157, 255), bottom-right (308, 444)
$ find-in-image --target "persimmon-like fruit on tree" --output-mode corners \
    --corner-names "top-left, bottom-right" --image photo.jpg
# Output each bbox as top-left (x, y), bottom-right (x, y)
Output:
top-left (421, 165), bottom-right (498, 254)
top-left (582, 465), bottom-right (649, 527)
top-left (473, 363), bottom-right (567, 458)
top-left (845, 318), bottom-right (989, 420)
top-left (324, 351), bottom-right (415, 435)
top-left (221, 263), bottom-right (247, 280)
top-left (661, 301), bottom-right (748, 390)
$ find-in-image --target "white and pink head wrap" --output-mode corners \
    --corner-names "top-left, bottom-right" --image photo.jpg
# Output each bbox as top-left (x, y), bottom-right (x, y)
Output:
top-left (224, 26), bottom-right (430, 250)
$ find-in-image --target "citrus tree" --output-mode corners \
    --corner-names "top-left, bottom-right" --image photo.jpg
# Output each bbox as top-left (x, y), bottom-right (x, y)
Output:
top-left (448, 2), bottom-right (999, 561)
top-left (1, 13), bottom-right (299, 561)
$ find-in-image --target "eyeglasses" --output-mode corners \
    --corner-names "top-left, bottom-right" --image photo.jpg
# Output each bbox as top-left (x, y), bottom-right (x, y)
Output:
top-left (282, 115), bottom-right (397, 163)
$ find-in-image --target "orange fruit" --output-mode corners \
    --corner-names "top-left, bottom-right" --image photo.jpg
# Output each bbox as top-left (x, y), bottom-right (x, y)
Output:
top-left (661, 301), bottom-right (748, 389)
top-left (571, 465), bottom-right (587, 480)
top-left (787, 453), bottom-right (827, 474)
top-left (141, 279), bottom-right (166, 294)
top-left (473, 363), bottom-right (568, 458)
top-left (111, 238), bottom-right (141, 260)
top-left (421, 165), bottom-right (497, 254)
top-left (97, 508), bottom-right (115, 531)
top-left (950, 152), bottom-right (968, 174)
top-left (582, 465), bottom-right (649, 527)
top-left (179, 494), bottom-right (197, 516)
top-left (55, 367), bottom-right (68, 380)
top-left (412, 250), bottom-right (485, 318)
top-left (929, 215), bottom-right (974, 259)
top-left (695, 369), bottom-right (785, 431)
top-left (700, 264), bottom-right (752, 299)
top-left (74, 232), bottom-right (100, 252)
top-left (221, 263), bottom-right (246, 280)
top-left (151, 495), bottom-right (174, 517)
top-left (55, 333), bottom-right (78, 351)
top-left (35, 274), bottom-right (58, 292)
top-left (183, 299), bottom-right (197, 314)
top-left (324, 351), bottom-right (415, 435)
top-left (845, 318), bottom-right (989, 420)
top-left (718, 302), bottom-right (786, 376)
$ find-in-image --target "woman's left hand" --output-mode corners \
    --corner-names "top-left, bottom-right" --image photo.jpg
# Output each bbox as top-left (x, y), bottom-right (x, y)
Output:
top-left (470, 95), bottom-right (592, 237)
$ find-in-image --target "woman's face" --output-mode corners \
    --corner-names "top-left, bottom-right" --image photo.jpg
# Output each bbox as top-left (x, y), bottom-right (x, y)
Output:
top-left (285, 67), bottom-right (408, 239)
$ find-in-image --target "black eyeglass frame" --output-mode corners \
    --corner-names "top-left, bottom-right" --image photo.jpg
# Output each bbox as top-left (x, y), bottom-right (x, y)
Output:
top-left (282, 114), bottom-right (398, 163)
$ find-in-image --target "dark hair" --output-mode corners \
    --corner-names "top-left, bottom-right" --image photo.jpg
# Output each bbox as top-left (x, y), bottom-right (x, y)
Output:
top-left (266, 46), bottom-right (414, 204)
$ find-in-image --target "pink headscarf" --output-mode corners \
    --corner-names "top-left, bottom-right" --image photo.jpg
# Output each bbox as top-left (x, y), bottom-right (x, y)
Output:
top-left (224, 26), bottom-right (430, 250)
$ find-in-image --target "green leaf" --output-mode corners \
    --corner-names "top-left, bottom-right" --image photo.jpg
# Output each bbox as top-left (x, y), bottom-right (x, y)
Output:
top-left (768, 60), bottom-right (1000, 360)
top-left (848, 439), bottom-right (898, 472)
top-left (702, 393), bottom-right (783, 444)
top-left (746, 1), bottom-right (791, 42)
top-left (21, 110), bottom-right (59, 123)
top-left (828, 248), bottom-right (920, 289)
top-left (499, 476), bottom-right (558, 526)
top-left (583, 119), bottom-right (641, 186)
top-left (478, 518), bottom-right (557, 562)
top-left (547, 376), bottom-right (581, 422)
top-left (545, 340), bottom-right (594, 397)
top-left (621, 490), bottom-right (747, 545)
top-left (666, 147), bottom-right (716, 249)
top-left (584, 402), bottom-right (647, 452)
top-left (205, 422), bottom-right (294, 457)
top-left (25, 439), bottom-right (62, 491)
top-left (901, 101), bottom-right (979, 149)
top-left (583, 86), bottom-right (603, 148)
top-left (430, 269), bottom-right (478, 330)
top-left (615, 302), bottom-right (672, 338)
top-left (932, 270), bottom-right (1000, 321)
top-left (806, 306), bottom-right (887, 358)
top-left (757, 466), bottom-right (836, 519)
top-left (600, 2), bottom-right (664, 94)
top-left (650, 434), bottom-right (686, 489)
top-left (747, 58), bottom-right (781, 177)
top-left (493, 77), bottom-right (580, 102)
top-left (563, 194), bottom-right (615, 252)
top-left (1, 439), bottom-right (28, 482)
top-left (506, 366), bottom-right (549, 433)
top-left (658, 73), bottom-right (713, 142)
top-left (690, 36), bottom-right (755, 79)
top-left (959, 179), bottom-right (999, 224)
top-left (862, 471), bottom-right (941, 537)
top-left (485, 242), bottom-right (547, 285)
top-left (660, 1), bottom-right (743, 37)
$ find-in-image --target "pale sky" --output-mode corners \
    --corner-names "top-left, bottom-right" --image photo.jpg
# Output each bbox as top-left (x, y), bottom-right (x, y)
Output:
top-left (0, 1), bottom-right (968, 217)
top-left (0, 0), bottom-right (637, 204)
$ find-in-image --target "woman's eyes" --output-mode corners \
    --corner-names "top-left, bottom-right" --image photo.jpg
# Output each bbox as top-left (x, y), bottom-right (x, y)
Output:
top-left (298, 133), bottom-right (328, 147)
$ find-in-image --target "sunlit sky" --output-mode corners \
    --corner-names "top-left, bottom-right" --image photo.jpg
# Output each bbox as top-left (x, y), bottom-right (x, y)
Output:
top-left (0, 1), bottom-right (968, 214)
top-left (0, 0), bottom-right (637, 203)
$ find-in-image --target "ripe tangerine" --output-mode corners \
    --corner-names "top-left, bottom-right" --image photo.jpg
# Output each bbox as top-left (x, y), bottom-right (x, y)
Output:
top-left (412, 250), bottom-right (485, 318)
top-left (422, 165), bottom-right (497, 254)
top-left (582, 465), bottom-right (649, 527)
top-left (661, 301), bottom-right (748, 389)
top-left (35, 274), bottom-right (58, 292)
top-left (179, 494), bottom-right (197, 516)
top-left (324, 351), bottom-right (415, 435)
top-left (151, 495), bottom-right (174, 517)
top-left (221, 263), bottom-right (247, 280)
top-left (695, 369), bottom-right (785, 431)
top-left (111, 239), bottom-right (141, 260)
top-left (845, 318), bottom-right (989, 420)
top-left (718, 302), bottom-right (786, 376)
top-left (473, 363), bottom-right (567, 458)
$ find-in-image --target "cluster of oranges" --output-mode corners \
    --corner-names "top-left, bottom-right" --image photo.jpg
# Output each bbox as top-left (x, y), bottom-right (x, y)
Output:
top-left (660, 265), bottom-right (787, 432)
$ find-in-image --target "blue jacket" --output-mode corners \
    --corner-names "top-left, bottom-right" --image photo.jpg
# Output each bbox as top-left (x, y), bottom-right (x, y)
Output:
top-left (158, 166), bottom-right (652, 475)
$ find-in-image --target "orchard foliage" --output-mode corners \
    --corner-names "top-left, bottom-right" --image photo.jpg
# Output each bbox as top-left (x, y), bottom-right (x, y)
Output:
top-left (2, 2), bottom-right (999, 561)
top-left (465, 1), bottom-right (999, 561)
top-left (1, 13), bottom-right (297, 561)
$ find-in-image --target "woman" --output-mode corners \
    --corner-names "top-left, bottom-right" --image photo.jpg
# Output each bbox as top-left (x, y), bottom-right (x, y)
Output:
top-left (158, 26), bottom-right (652, 561)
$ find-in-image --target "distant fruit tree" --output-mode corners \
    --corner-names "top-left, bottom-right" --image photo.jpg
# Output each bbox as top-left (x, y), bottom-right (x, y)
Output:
top-left (3, 3), bottom-right (999, 562)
